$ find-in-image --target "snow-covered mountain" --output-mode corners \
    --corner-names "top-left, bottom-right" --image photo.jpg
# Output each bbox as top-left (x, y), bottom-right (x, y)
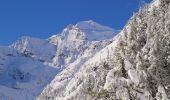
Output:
top-left (38, 0), bottom-right (170, 100)
top-left (48, 20), bottom-right (118, 67)
top-left (0, 21), bottom-right (118, 100)
top-left (75, 20), bottom-right (117, 41)
top-left (10, 36), bottom-right (57, 64)
top-left (0, 46), bottom-right (57, 100)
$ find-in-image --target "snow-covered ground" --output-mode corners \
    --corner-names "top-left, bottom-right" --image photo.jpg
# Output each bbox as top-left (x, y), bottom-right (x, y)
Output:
top-left (0, 46), bottom-right (58, 100)
top-left (38, 0), bottom-right (170, 100)
top-left (2, 0), bottom-right (170, 99)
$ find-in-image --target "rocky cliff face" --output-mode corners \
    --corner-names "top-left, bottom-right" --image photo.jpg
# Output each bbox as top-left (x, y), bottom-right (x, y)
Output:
top-left (38, 0), bottom-right (170, 100)
top-left (49, 20), bottom-right (118, 68)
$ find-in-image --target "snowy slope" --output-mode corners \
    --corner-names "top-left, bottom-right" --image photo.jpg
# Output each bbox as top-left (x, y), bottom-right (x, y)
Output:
top-left (0, 21), bottom-right (118, 100)
top-left (49, 21), bottom-right (118, 67)
top-left (37, 34), bottom-right (121, 100)
top-left (0, 46), bottom-right (58, 100)
top-left (10, 36), bottom-right (57, 63)
top-left (38, 0), bottom-right (170, 100)
top-left (75, 20), bottom-right (118, 41)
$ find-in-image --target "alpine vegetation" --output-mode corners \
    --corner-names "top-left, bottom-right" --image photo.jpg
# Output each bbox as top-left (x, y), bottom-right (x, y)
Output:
top-left (38, 0), bottom-right (170, 100)
top-left (1, 0), bottom-right (170, 100)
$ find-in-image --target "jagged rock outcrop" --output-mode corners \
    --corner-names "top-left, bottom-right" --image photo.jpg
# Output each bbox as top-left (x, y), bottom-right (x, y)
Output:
top-left (49, 20), bottom-right (118, 67)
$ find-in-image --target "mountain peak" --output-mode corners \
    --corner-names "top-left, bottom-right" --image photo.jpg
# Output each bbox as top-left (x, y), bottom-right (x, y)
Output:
top-left (10, 36), bottom-right (56, 62)
top-left (75, 20), bottom-right (119, 41)
top-left (76, 20), bottom-right (98, 26)
top-left (75, 20), bottom-right (114, 31)
top-left (49, 20), bottom-right (119, 44)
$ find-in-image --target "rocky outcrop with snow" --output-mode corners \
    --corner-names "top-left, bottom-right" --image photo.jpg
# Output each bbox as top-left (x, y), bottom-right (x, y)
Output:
top-left (0, 21), bottom-right (118, 100)
top-left (10, 36), bottom-right (57, 63)
top-left (38, 0), bottom-right (170, 100)
top-left (49, 20), bottom-right (118, 68)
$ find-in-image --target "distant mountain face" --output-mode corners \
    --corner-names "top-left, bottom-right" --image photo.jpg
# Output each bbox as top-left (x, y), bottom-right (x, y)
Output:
top-left (0, 21), bottom-right (118, 100)
top-left (10, 36), bottom-right (57, 63)
top-left (75, 20), bottom-right (118, 41)
top-left (0, 46), bottom-right (57, 100)
top-left (38, 0), bottom-right (170, 100)
top-left (48, 20), bottom-right (118, 68)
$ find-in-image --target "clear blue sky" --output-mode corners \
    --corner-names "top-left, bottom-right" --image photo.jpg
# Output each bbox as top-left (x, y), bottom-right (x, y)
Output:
top-left (0, 0), bottom-right (151, 45)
